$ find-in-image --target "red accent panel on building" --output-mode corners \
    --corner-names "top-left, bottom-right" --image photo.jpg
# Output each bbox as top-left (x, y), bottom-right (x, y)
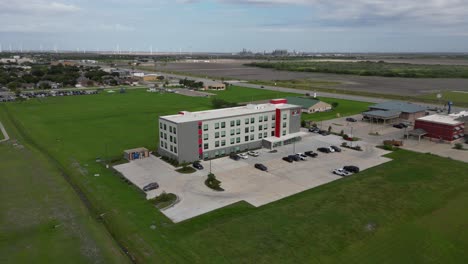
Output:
top-left (270, 99), bottom-right (288, 105)
top-left (179, 111), bottom-right (185, 115)
top-left (275, 108), bottom-right (281, 138)
top-left (415, 120), bottom-right (463, 141)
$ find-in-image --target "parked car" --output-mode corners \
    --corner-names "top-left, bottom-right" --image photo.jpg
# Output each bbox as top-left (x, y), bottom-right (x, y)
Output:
top-left (332, 169), bottom-right (352, 177)
top-left (328, 147), bottom-right (335, 153)
top-left (346, 117), bottom-right (357, 122)
top-left (247, 151), bottom-right (260, 157)
top-left (254, 163), bottom-right (268, 171)
top-left (296, 153), bottom-right (308, 161)
top-left (304, 151), bottom-right (318, 157)
top-left (317, 147), bottom-right (331, 153)
top-left (269, 149), bottom-right (278, 153)
top-left (282, 156), bottom-right (294, 163)
top-left (343, 166), bottom-right (360, 173)
top-left (192, 161), bottom-right (204, 170)
top-left (319, 130), bottom-right (330, 136)
top-left (288, 154), bottom-right (301, 161)
top-left (238, 153), bottom-right (249, 159)
top-left (393, 123), bottom-right (408, 129)
top-left (143, 182), bottom-right (159, 192)
top-left (330, 146), bottom-right (341, 152)
top-left (230, 154), bottom-right (240, 161)
top-left (308, 127), bottom-right (320, 133)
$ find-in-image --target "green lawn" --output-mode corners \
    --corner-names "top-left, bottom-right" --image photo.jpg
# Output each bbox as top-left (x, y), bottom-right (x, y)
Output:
top-left (2, 86), bottom-right (468, 263)
top-left (0, 112), bottom-right (128, 264)
top-left (419, 91), bottom-right (468, 105)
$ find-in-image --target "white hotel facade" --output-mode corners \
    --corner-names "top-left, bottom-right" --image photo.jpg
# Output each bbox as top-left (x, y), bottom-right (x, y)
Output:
top-left (158, 99), bottom-right (303, 163)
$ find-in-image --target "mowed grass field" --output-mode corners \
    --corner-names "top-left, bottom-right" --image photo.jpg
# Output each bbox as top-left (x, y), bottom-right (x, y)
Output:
top-left (419, 91), bottom-right (468, 105)
top-left (1, 86), bottom-right (467, 263)
top-left (0, 111), bottom-right (128, 263)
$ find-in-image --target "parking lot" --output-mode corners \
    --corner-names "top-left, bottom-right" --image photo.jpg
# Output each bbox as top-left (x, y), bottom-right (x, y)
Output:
top-left (114, 133), bottom-right (391, 223)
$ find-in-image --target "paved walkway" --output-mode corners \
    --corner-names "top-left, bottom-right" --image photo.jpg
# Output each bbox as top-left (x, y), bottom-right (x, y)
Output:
top-left (0, 121), bottom-right (10, 143)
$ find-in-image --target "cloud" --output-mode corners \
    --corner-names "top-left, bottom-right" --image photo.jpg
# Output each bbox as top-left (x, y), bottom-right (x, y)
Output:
top-left (0, 0), bottom-right (81, 15)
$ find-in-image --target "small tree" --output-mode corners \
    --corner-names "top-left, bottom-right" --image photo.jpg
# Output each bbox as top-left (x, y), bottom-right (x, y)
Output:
top-left (454, 143), bottom-right (464, 150)
top-left (340, 130), bottom-right (344, 136)
top-left (331, 102), bottom-right (339, 108)
top-left (328, 126), bottom-right (332, 133)
top-left (301, 120), bottom-right (306, 128)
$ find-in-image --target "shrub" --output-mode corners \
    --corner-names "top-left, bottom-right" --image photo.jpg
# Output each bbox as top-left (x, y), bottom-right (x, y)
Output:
top-left (205, 173), bottom-right (224, 191)
top-left (454, 143), bottom-right (464, 150)
top-left (341, 142), bottom-right (348, 147)
top-left (340, 130), bottom-right (344, 136)
top-left (328, 126), bottom-right (332, 133)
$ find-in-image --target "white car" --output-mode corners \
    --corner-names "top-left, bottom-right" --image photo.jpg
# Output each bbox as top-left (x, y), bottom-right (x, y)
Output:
top-left (333, 168), bottom-right (352, 177)
top-left (238, 153), bottom-right (249, 159)
top-left (247, 151), bottom-right (260, 157)
top-left (296, 153), bottom-right (308, 161)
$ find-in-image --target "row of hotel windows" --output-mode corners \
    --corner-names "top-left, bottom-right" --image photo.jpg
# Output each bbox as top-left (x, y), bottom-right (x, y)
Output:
top-left (160, 132), bottom-right (177, 144)
top-left (202, 122), bottom-right (287, 140)
top-left (202, 130), bottom-right (287, 150)
top-left (160, 122), bottom-right (177, 135)
top-left (200, 114), bottom-right (288, 131)
top-left (160, 141), bottom-right (178, 153)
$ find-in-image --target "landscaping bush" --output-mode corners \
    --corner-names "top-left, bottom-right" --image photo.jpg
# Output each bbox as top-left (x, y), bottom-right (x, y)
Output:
top-left (176, 165), bottom-right (196, 174)
top-left (205, 173), bottom-right (224, 191)
top-left (454, 143), bottom-right (464, 150)
top-left (149, 191), bottom-right (177, 209)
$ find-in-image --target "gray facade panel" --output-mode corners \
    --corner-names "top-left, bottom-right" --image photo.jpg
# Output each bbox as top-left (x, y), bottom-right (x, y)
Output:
top-left (289, 108), bottom-right (302, 133)
top-left (176, 121), bottom-right (200, 163)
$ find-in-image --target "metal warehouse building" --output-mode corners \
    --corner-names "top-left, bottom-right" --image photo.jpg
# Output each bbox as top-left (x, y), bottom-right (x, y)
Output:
top-left (158, 99), bottom-right (302, 162)
top-left (414, 114), bottom-right (465, 142)
top-left (363, 101), bottom-right (427, 123)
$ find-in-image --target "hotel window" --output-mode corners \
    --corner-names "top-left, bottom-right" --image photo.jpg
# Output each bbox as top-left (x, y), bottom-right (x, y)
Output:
top-left (264, 115), bottom-right (268, 121)
top-left (174, 137), bottom-right (177, 144)
top-left (215, 123), bottom-right (220, 129)
top-left (264, 132), bottom-right (268, 138)
top-left (245, 118), bottom-right (249, 124)
top-left (283, 113), bottom-right (287, 120)
top-left (215, 141), bottom-right (220, 147)
top-left (250, 126), bottom-right (255, 132)
top-left (272, 123), bottom-right (276, 128)
top-left (221, 122), bottom-right (226, 128)
top-left (245, 127), bottom-right (249, 133)
top-left (215, 132), bottom-right (220, 138)
top-left (236, 119), bottom-right (241, 126)
top-left (173, 127), bottom-right (176, 134)
top-left (221, 150), bottom-right (226, 155)
top-left (258, 133), bottom-right (263, 139)
top-left (169, 127), bottom-right (172, 133)
top-left (283, 122), bottom-right (287, 128)
top-left (251, 117), bottom-right (255, 123)
top-left (160, 132), bottom-right (163, 138)
top-left (230, 120), bottom-right (235, 127)
top-left (198, 124), bottom-right (202, 130)
top-left (204, 143), bottom-right (209, 150)
top-left (230, 129), bottom-right (235, 136)
top-left (164, 124), bottom-right (167, 130)
top-left (160, 141), bottom-right (163, 147)
top-left (170, 145), bottom-right (173, 152)
top-left (250, 134), bottom-right (254, 140)
top-left (174, 147), bottom-right (177, 154)
top-left (259, 116), bottom-right (263, 122)
top-left (221, 140), bottom-right (226, 146)
top-left (272, 114), bottom-right (276, 120)
top-left (170, 136), bottom-right (173, 143)
top-left (236, 137), bottom-right (241, 143)
top-left (164, 142), bottom-right (167, 148)
top-left (259, 125), bottom-right (263, 131)
top-left (236, 128), bottom-right (241, 135)
top-left (203, 134), bottom-right (209, 140)
top-left (282, 130), bottom-right (286, 136)
top-left (263, 124), bottom-right (268, 130)
top-left (221, 131), bottom-right (226, 137)
top-left (245, 136), bottom-right (249, 142)
top-left (160, 123), bottom-right (163, 129)
top-left (230, 138), bottom-right (235, 144)
top-left (203, 124), bottom-right (208, 131)
top-left (164, 133), bottom-right (167, 140)
top-left (271, 131), bottom-right (275, 136)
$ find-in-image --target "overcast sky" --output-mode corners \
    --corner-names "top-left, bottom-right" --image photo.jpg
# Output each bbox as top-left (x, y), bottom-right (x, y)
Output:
top-left (1, 0), bottom-right (468, 52)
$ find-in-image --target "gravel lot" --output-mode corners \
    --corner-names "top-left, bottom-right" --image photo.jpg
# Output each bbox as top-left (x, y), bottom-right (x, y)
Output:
top-left (114, 132), bottom-right (391, 223)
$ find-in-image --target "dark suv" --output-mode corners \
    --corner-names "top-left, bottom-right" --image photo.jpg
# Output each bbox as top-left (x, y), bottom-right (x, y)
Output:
top-left (343, 166), bottom-right (360, 173)
top-left (305, 151), bottom-right (318, 157)
top-left (282, 156), bottom-right (294, 163)
top-left (317, 147), bottom-right (331, 153)
top-left (255, 163), bottom-right (268, 171)
top-left (346, 117), bottom-right (357, 122)
top-left (193, 161), bottom-right (204, 170)
top-left (143, 182), bottom-right (159, 192)
top-left (230, 154), bottom-right (240, 161)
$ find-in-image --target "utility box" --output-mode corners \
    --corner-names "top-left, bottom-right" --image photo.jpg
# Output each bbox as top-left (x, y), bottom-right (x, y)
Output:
top-left (124, 147), bottom-right (149, 161)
